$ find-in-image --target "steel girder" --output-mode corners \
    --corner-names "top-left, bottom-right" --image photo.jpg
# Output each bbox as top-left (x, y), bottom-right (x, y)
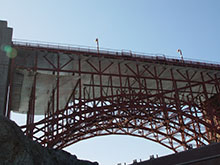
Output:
top-left (8, 42), bottom-right (220, 153)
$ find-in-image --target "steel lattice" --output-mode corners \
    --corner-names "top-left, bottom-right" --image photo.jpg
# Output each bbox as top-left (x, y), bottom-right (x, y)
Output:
top-left (7, 41), bottom-right (220, 152)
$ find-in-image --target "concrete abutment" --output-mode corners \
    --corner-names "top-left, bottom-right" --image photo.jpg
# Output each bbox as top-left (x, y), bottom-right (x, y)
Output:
top-left (0, 20), bottom-right (13, 116)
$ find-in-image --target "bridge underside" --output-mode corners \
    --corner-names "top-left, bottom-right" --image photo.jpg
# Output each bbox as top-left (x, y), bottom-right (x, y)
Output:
top-left (7, 42), bottom-right (220, 152)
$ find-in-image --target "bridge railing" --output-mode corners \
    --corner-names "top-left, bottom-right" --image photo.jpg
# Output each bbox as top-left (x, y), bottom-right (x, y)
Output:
top-left (12, 39), bottom-right (220, 69)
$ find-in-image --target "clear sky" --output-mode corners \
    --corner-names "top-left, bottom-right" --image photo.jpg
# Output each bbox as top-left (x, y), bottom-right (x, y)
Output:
top-left (1, 0), bottom-right (220, 164)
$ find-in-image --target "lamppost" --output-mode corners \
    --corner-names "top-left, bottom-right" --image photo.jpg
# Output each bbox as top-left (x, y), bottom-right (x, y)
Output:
top-left (95, 38), bottom-right (99, 54)
top-left (177, 49), bottom-right (183, 60)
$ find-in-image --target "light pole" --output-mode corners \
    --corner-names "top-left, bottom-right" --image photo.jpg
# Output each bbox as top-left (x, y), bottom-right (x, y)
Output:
top-left (177, 49), bottom-right (183, 60)
top-left (95, 38), bottom-right (99, 54)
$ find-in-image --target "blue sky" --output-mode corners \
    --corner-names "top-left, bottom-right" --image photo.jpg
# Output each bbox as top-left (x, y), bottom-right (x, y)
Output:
top-left (1, 0), bottom-right (220, 164)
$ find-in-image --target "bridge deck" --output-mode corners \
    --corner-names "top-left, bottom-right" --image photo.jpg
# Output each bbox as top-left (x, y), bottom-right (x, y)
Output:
top-left (10, 41), bottom-right (220, 115)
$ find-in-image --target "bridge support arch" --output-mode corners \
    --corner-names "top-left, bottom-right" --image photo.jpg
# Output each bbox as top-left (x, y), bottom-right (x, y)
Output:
top-left (0, 25), bottom-right (219, 152)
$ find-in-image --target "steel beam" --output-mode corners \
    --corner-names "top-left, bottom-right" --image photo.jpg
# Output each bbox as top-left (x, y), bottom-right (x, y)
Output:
top-left (8, 41), bottom-right (220, 153)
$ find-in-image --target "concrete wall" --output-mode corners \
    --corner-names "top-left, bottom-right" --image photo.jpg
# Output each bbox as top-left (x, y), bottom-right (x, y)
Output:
top-left (0, 21), bottom-right (13, 116)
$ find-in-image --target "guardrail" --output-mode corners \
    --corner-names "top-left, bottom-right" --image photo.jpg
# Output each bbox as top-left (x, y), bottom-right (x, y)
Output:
top-left (12, 39), bottom-right (220, 69)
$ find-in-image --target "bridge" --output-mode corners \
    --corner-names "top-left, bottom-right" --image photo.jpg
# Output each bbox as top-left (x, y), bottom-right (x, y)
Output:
top-left (1, 21), bottom-right (220, 153)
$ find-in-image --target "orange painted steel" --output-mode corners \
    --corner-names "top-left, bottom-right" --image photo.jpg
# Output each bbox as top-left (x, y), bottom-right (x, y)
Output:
top-left (8, 41), bottom-right (220, 153)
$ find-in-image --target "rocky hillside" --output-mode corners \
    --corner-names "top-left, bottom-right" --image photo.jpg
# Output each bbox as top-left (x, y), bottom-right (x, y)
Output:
top-left (0, 116), bottom-right (98, 165)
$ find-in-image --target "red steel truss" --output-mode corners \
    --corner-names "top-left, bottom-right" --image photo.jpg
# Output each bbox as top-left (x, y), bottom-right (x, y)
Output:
top-left (7, 41), bottom-right (220, 152)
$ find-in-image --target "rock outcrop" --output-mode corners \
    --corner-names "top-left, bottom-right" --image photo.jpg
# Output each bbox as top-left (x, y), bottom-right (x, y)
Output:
top-left (0, 116), bottom-right (98, 165)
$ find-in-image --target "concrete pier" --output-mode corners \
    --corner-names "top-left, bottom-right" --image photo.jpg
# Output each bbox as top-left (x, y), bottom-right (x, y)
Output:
top-left (0, 21), bottom-right (13, 116)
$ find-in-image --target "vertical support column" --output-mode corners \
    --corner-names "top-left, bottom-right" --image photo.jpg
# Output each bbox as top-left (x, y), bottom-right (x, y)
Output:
top-left (6, 58), bottom-right (14, 118)
top-left (26, 51), bottom-right (38, 138)
top-left (0, 21), bottom-right (13, 116)
top-left (99, 60), bottom-right (104, 113)
top-left (91, 74), bottom-right (96, 107)
top-left (186, 70), bottom-right (201, 147)
top-left (56, 53), bottom-right (60, 136)
top-left (170, 69), bottom-right (187, 150)
top-left (201, 72), bottom-right (216, 142)
top-left (78, 57), bottom-right (82, 120)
